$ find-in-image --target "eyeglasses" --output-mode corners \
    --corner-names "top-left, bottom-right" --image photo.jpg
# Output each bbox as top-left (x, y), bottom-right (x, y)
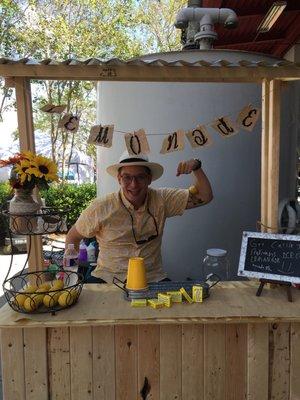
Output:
top-left (119, 193), bottom-right (159, 245)
top-left (120, 174), bottom-right (149, 185)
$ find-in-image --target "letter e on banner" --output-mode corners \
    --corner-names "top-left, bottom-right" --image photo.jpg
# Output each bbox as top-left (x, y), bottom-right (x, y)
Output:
top-left (125, 129), bottom-right (150, 155)
top-left (160, 130), bottom-right (185, 154)
top-left (237, 104), bottom-right (261, 132)
top-left (58, 113), bottom-right (80, 133)
top-left (88, 125), bottom-right (114, 148)
top-left (211, 116), bottom-right (239, 138)
top-left (186, 125), bottom-right (212, 148)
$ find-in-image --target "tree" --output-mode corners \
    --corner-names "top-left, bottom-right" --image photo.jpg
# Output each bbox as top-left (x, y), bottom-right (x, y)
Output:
top-left (1, 0), bottom-right (185, 178)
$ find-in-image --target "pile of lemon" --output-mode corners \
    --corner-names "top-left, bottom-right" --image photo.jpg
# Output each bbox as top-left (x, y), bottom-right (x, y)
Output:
top-left (13, 279), bottom-right (79, 312)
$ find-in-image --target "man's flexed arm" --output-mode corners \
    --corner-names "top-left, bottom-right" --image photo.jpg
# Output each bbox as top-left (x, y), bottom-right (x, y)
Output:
top-left (176, 159), bottom-right (213, 209)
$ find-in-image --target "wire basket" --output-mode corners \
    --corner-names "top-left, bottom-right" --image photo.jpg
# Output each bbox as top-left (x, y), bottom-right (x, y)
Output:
top-left (2, 207), bottom-right (68, 235)
top-left (3, 270), bottom-right (84, 314)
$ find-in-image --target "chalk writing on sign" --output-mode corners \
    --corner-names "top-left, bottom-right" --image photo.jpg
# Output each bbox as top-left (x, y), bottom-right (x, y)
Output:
top-left (238, 231), bottom-right (300, 283)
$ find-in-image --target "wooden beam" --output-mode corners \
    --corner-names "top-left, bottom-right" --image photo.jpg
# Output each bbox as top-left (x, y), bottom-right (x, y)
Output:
top-left (267, 80), bottom-right (281, 233)
top-left (0, 64), bottom-right (299, 82)
top-left (261, 79), bottom-right (270, 233)
top-left (14, 77), bottom-right (43, 271)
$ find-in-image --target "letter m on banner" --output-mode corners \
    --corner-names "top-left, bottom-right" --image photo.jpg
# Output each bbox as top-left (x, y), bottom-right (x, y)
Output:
top-left (88, 125), bottom-right (114, 147)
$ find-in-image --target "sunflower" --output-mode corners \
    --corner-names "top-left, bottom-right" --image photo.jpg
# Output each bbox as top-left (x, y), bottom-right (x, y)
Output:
top-left (27, 155), bottom-right (59, 182)
top-left (14, 159), bottom-right (33, 183)
top-left (22, 150), bottom-right (36, 162)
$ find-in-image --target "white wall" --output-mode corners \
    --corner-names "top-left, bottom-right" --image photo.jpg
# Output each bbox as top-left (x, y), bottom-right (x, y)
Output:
top-left (96, 52), bottom-right (297, 280)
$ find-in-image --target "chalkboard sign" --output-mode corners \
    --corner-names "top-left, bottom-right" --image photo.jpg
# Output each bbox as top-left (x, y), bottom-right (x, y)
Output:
top-left (238, 231), bottom-right (300, 283)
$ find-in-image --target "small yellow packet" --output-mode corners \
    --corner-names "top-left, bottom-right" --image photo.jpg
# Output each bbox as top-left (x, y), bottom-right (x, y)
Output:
top-left (192, 285), bottom-right (203, 303)
top-left (179, 287), bottom-right (193, 303)
top-left (158, 293), bottom-right (172, 308)
top-left (148, 299), bottom-right (165, 309)
top-left (131, 299), bottom-right (147, 307)
top-left (166, 291), bottom-right (183, 303)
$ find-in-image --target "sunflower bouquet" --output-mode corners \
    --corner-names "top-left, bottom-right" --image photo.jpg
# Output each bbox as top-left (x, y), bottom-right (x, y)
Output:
top-left (0, 151), bottom-right (59, 190)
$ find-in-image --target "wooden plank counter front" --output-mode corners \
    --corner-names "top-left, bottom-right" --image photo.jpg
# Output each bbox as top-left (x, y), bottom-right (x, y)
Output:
top-left (1, 282), bottom-right (300, 400)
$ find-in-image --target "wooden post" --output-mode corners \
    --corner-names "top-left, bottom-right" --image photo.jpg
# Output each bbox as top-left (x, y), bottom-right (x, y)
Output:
top-left (261, 79), bottom-right (270, 233)
top-left (14, 77), bottom-right (43, 271)
top-left (267, 80), bottom-right (281, 233)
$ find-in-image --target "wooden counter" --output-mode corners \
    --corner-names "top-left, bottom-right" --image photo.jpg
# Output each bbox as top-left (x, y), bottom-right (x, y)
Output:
top-left (1, 282), bottom-right (300, 400)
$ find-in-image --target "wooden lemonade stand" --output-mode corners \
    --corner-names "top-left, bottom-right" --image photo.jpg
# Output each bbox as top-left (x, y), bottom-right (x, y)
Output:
top-left (0, 56), bottom-right (300, 399)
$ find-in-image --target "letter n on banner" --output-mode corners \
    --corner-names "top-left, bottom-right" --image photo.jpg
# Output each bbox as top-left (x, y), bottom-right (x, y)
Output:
top-left (160, 130), bottom-right (185, 154)
top-left (211, 116), bottom-right (239, 138)
top-left (125, 129), bottom-right (150, 155)
top-left (88, 125), bottom-right (114, 147)
top-left (186, 125), bottom-right (212, 148)
top-left (237, 104), bottom-right (261, 132)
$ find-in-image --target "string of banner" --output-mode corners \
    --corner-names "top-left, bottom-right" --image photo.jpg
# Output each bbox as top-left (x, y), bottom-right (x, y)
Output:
top-left (40, 102), bottom-right (261, 156)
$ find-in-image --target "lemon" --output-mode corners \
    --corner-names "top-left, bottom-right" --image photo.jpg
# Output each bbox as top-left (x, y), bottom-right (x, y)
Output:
top-left (58, 291), bottom-right (73, 307)
top-left (23, 296), bottom-right (38, 312)
top-left (23, 284), bottom-right (38, 294)
top-left (38, 282), bottom-right (51, 291)
top-left (69, 288), bottom-right (79, 301)
top-left (43, 293), bottom-right (59, 308)
top-left (51, 279), bottom-right (64, 290)
top-left (14, 294), bottom-right (27, 308)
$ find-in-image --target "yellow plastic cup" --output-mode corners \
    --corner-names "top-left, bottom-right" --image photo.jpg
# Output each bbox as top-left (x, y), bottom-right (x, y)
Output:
top-left (126, 257), bottom-right (148, 290)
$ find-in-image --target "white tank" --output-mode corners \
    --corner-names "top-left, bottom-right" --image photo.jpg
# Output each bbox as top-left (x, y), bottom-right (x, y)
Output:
top-left (96, 49), bottom-right (297, 280)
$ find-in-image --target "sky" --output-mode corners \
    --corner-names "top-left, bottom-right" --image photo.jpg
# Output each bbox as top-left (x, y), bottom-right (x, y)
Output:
top-left (0, 111), bottom-right (18, 150)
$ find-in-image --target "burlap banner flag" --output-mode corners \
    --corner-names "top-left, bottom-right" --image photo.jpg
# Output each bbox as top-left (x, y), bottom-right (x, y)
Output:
top-left (211, 116), bottom-right (239, 138)
top-left (88, 125), bottom-right (114, 148)
top-left (58, 114), bottom-right (80, 133)
top-left (160, 130), bottom-right (185, 154)
top-left (185, 125), bottom-right (212, 148)
top-left (125, 129), bottom-right (150, 155)
top-left (40, 103), bottom-right (67, 114)
top-left (237, 104), bottom-right (261, 132)
top-left (85, 104), bottom-right (261, 154)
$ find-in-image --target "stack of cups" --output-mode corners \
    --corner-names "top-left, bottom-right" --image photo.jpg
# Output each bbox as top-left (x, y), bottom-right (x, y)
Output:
top-left (126, 257), bottom-right (148, 290)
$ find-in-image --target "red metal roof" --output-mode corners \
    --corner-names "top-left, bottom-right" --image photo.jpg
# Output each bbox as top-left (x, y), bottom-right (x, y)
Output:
top-left (202, 0), bottom-right (300, 57)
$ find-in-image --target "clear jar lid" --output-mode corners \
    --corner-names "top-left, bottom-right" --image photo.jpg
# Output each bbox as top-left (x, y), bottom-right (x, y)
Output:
top-left (206, 248), bottom-right (227, 257)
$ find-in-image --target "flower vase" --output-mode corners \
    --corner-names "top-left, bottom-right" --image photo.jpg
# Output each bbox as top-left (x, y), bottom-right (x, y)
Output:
top-left (9, 189), bottom-right (40, 234)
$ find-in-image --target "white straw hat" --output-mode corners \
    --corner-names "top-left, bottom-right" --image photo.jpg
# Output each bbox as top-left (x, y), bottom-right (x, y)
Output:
top-left (106, 151), bottom-right (164, 181)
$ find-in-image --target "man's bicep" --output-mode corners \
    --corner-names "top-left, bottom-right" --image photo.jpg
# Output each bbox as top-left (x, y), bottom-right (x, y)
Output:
top-left (185, 192), bottom-right (206, 209)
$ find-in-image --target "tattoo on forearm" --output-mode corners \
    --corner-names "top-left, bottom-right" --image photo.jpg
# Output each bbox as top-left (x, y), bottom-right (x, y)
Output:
top-left (186, 193), bottom-right (205, 209)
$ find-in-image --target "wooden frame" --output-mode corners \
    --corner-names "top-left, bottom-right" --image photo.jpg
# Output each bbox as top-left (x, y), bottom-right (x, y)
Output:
top-left (1, 59), bottom-right (299, 270)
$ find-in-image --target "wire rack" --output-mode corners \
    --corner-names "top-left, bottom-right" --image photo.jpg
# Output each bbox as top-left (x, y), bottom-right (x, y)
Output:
top-left (3, 269), bottom-right (84, 314)
top-left (1, 206), bottom-right (84, 314)
top-left (2, 207), bottom-right (68, 235)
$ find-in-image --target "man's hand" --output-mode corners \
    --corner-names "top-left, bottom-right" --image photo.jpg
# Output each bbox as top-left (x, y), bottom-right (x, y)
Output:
top-left (176, 159), bottom-right (199, 176)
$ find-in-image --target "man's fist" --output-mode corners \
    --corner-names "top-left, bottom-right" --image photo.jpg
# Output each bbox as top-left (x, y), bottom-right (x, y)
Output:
top-left (176, 159), bottom-right (200, 176)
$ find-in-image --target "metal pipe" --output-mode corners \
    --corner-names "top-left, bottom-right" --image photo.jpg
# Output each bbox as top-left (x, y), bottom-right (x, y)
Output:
top-left (175, 8), bottom-right (238, 29)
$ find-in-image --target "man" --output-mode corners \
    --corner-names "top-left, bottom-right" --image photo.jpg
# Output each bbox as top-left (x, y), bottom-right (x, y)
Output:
top-left (65, 151), bottom-right (213, 283)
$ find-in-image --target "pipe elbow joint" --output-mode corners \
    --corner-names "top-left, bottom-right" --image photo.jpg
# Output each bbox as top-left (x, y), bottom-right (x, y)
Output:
top-left (219, 8), bottom-right (238, 29)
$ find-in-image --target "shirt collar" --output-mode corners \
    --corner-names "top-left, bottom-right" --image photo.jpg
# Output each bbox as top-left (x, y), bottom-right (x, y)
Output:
top-left (120, 189), bottom-right (148, 212)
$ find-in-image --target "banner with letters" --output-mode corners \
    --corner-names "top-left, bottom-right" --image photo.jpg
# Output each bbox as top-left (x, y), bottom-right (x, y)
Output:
top-left (42, 103), bottom-right (261, 155)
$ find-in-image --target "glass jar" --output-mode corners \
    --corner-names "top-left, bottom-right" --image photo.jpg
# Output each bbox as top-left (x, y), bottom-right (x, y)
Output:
top-left (203, 248), bottom-right (229, 281)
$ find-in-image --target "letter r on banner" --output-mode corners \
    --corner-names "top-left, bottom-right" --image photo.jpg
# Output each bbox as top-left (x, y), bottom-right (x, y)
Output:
top-left (186, 125), bottom-right (212, 148)
top-left (237, 104), bottom-right (261, 132)
top-left (160, 130), bottom-right (185, 154)
top-left (125, 129), bottom-right (150, 155)
top-left (88, 125), bottom-right (114, 147)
